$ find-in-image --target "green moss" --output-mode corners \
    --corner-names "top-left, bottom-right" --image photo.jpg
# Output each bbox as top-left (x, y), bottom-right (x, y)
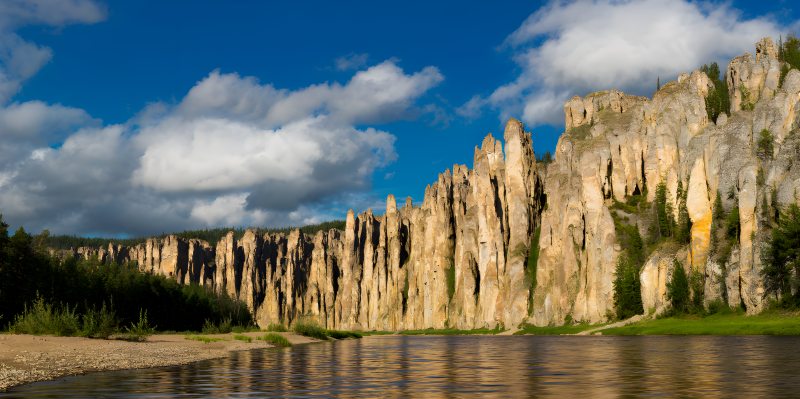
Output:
top-left (567, 124), bottom-right (591, 141)
top-left (445, 263), bottom-right (456, 303)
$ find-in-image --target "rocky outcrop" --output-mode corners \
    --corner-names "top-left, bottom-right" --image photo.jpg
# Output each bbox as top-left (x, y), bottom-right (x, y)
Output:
top-left (58, 37), bottom-right (800, 327)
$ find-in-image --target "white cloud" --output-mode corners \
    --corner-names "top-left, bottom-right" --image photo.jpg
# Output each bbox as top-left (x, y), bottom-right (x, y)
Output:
top-left (0, 0), bottom-right (107, 31)
top-left (335, 52), bottom-right (368, 71)
top-left (0, 18), bottom-right (443, 236)
top-left (461, 0), bottom-right (785, 127)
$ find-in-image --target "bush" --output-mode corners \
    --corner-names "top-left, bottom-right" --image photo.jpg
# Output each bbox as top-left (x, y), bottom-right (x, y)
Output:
top-left (9, 295), bottom-right (81, 336)
top-left (124, 309), bottom-right (155, 341)
top-left (706, 300), bottom-right (733, 316)
top-left (292, 319), bottom-right (328, 340)
top-left (81, 300), bottom-right (119, 339)
top-left (202, 317), bottom-right (233, 334)
top-left (258, 333), bottom-right (293, 347)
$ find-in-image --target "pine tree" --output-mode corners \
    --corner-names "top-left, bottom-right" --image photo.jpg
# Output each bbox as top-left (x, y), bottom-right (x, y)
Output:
top-left (667, 259), bottom-right (691, 312)
top-left (757, 129), bottom-right (774, 162)
top-left (654, 175), bottom-right (675, 238)
top-left (710, 189), bottom-right (724, 253)
top-left (675, 180), bottom-right (692, 244)
top-left (613, 254), bottom-right (644, 319)
top-left (657, 76), bottom-right (661, 91)
top-left (762, 201), bottom-right (800, 299)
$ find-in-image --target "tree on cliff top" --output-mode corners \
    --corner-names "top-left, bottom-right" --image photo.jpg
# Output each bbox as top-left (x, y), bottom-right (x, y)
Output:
top-left (700, 62), bottom-right (729, 124)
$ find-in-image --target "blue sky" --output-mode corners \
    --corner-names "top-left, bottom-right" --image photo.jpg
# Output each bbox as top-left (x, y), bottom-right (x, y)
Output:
top-left (0, 0), bottom-right (798, 237)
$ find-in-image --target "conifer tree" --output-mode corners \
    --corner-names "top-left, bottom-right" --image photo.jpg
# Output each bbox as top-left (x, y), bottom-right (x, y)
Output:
top-left (667, 259), bottom-right (691, 312)
top-left (757, 129), bottom-right (774, 161)
top-left (657, 76), bottom-right (660, 91)
top-left (762, 200), bottom-right (800, 299)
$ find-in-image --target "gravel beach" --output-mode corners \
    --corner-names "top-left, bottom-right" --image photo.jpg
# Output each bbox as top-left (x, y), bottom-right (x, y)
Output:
top-left (0, 331), bottom-right (321, 390)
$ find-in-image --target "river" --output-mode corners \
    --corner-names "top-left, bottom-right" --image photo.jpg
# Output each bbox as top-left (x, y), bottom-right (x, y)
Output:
top-left (3, 335), bottom-right (800, 397)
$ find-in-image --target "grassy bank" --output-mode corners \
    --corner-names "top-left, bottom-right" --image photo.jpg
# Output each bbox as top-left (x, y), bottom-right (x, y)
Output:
top-left (513, 322), bottom-right (610, 335)
top-left (399, 326), bottom-right (505, 335)
top-left (600, 311), bottom-right (800, 335)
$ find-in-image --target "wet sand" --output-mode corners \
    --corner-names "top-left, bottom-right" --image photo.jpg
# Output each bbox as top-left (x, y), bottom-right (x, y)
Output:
top-left (0, 331), bottom-right (323, 390)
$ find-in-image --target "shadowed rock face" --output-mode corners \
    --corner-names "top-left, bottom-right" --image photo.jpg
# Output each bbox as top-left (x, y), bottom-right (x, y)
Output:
top-left (56, 37), bottom-right (800, 327)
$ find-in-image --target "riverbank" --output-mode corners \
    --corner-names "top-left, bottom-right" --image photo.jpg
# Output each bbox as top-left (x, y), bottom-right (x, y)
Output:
top-left (599, 310), bottom-right (800, 335)
top-left (0, 331), bottom-right (323, 390)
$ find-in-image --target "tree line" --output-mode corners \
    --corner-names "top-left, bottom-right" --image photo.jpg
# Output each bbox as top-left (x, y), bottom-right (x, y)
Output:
top-left (49, 220), bottom-right (346, 251)
top-left (0, 215), bottom-right (253, 333)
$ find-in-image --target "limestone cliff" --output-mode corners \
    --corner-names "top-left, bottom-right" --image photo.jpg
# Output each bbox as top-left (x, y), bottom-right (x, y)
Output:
top-left (58, 37), bottom-right (800, 328)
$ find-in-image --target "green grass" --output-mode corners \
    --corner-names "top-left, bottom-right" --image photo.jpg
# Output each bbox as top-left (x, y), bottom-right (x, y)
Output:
top-left (292, 319), bottom-right (329, 340)
top-left (233, 334), bottom-right (253, 343)
top-left (600, 312), bottom-right (800, 335)
top-left (184, 334), bottom-right (224, 344)
top-left (513, 322), bottom-right (610, 335)
top-left (361, 330), bottom-right (395, 336)
top-left (567, 123), bottom-right (591, 141)
top-left (326, 329), bottom-right (363, 339)
top-left (400, 326), bottom-right (505, 335)
top-left (257, 333), bottom-right (293, 347)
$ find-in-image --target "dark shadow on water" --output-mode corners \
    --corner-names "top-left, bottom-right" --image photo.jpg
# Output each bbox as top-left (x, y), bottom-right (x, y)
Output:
top-left (4, 336), bottom-right (800, 397)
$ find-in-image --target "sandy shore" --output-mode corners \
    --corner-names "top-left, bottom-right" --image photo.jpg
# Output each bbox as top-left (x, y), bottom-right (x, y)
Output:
top-left (0, 331), bottom-right (323, 390)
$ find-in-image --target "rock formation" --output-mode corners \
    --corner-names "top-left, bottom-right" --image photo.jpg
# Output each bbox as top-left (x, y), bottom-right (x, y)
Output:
top-left (58, 37), bottom-right (800, 328)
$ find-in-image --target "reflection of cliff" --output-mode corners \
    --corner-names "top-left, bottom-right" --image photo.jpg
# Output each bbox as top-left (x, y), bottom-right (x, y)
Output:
top-left (58, 37), bottom-right (800, 328)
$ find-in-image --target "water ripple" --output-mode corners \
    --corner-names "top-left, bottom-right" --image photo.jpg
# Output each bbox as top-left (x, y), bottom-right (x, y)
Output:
top-left (4, 335), bottom-right (800, 398)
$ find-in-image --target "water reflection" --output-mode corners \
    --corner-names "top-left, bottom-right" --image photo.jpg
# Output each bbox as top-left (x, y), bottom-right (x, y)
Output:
top-left (4, 335), bottom-right (800, 397)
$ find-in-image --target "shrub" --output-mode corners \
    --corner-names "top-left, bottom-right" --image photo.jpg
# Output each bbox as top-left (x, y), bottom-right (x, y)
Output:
top-left (706, 300), bottom-right (732, 315)
top-left (258, 333), bottom-right (293, 347)
top-left (10, 295), bottom-right (81, 336)
top-left (202, 316), bottom-right (233, 334)
top-left (292, 319), bottom-right (328, 340)
top-left (124, 309), bottom-right (155, 341)
top-left (81, 300), bottom-right (119, 339)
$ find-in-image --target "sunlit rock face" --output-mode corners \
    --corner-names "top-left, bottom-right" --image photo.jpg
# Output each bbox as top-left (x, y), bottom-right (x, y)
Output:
top-left (59, 37), bottom-right (800, 326)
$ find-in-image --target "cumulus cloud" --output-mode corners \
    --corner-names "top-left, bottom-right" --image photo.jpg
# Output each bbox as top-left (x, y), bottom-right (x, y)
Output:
top-left (460, 0), bottom-right (785, 126)
top-left (335, 52), bottom-right (369, 71)
top-left (0, 9), bottom-right (443, 236)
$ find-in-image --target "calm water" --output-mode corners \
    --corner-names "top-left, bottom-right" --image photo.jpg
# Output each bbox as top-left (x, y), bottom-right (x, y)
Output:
top-left (4, 335), bottom-right (800, 397)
